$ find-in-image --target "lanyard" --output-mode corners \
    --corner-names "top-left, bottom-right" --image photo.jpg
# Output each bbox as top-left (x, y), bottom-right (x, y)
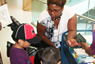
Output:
top-left (53, 29), bottom-right (60, 42)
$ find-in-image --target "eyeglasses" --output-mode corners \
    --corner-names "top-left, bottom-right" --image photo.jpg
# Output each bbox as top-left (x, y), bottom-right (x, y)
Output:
top-left (48, 8), bottom-right (62, 13)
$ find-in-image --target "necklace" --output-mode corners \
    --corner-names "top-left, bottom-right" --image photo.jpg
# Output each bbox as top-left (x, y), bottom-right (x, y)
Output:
top-left (53, 13), bottom-right (62, 20)
top-left (53, 16), bottom-right (61, 20)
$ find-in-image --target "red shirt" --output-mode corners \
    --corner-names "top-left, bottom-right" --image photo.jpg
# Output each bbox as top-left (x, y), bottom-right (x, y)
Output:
top-left (29, 56), bottom-right (35, 64)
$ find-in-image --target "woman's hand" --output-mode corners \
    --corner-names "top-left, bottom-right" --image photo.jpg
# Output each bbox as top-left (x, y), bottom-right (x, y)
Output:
top-left (67, 38), bottom-right (79, 47)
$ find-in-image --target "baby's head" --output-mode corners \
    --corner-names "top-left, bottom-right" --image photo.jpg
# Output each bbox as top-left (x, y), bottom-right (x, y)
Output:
top-left (41, 47), bottom-right (61, 64)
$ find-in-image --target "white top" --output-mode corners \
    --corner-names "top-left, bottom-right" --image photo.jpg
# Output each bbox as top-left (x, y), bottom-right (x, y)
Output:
top-left (37, 6), bottom-right (75, 42)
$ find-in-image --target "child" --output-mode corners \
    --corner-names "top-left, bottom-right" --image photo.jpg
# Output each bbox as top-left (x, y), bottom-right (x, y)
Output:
top-left (10, 24), bottom-right (41, 64)
top-left (41, 47), bottom-right (61, 64)
top-left (34, 47), bottom-right (61, 64)
top-left (80, 41), bottom-right (94, 56)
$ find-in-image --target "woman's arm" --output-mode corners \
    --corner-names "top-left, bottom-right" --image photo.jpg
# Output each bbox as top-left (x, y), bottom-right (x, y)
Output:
top-left (37, 22), bottom-right (55, 47)
top-left (67, 14), bottom-right (78, 47)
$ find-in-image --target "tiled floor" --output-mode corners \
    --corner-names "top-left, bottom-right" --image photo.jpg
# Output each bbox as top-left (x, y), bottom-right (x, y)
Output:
top-left (0, 0), bottom-right (32, 64)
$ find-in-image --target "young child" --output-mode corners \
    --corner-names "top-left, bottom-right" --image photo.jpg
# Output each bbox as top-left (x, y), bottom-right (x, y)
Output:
top-left (41, 47), bottom-right (61, 64)
top-left (10, 24), bottom-right (41, 64)
top-left (80, 41), bottom-right (94, 56)
top-left (34, 47), bottom-right (61, 64)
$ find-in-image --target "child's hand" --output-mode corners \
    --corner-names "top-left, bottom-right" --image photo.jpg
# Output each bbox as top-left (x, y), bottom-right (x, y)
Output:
top-left (80, 42), bottom-right (94, 56)
top-left (79, 42), bottom-right (89, 49)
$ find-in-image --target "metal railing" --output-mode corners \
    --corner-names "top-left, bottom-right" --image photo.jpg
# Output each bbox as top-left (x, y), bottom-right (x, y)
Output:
top-left (37, 0), bottom-right (47, 4)
top-left (76, 14), bottom-right (95, 22)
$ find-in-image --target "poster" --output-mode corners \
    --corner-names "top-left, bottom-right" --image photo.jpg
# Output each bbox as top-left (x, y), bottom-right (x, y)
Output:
top-left (0, 4), bottom-right (12, 28)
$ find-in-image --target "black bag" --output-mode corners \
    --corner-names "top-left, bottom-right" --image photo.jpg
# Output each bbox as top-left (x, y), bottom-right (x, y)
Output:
top-left (6, 41), bottom-right (14, 57)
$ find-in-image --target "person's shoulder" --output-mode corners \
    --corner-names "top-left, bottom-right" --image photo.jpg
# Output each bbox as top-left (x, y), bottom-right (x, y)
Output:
top-left (10, 46), bottom-right (25, 55)
top-left (37, 10), bottom-right (50, 22)
top-left (41, 10), bottom-right (48, 14)
top-left (64, 5), bottom-right (74, 12)
top-left (64, 5), bottom-right (75, 15)
top-left (39, 10), bottom-right (49, 17)
top-left (10, 49), bottom-right (26, 59)
top-left (64, 5), bottom-right (71, 8)
top-left (62, 5), bottom-right (75, 19)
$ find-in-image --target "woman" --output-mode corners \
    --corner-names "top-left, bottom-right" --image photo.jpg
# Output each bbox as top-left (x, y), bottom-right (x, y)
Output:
top-left (37, 0), bottom-right (78, 48)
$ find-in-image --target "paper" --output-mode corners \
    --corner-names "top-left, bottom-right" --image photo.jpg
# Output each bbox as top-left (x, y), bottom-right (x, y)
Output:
top-left (74, 48), bottom-right (88, 55)
top-left (0, 4), bottom-right (12, 28)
